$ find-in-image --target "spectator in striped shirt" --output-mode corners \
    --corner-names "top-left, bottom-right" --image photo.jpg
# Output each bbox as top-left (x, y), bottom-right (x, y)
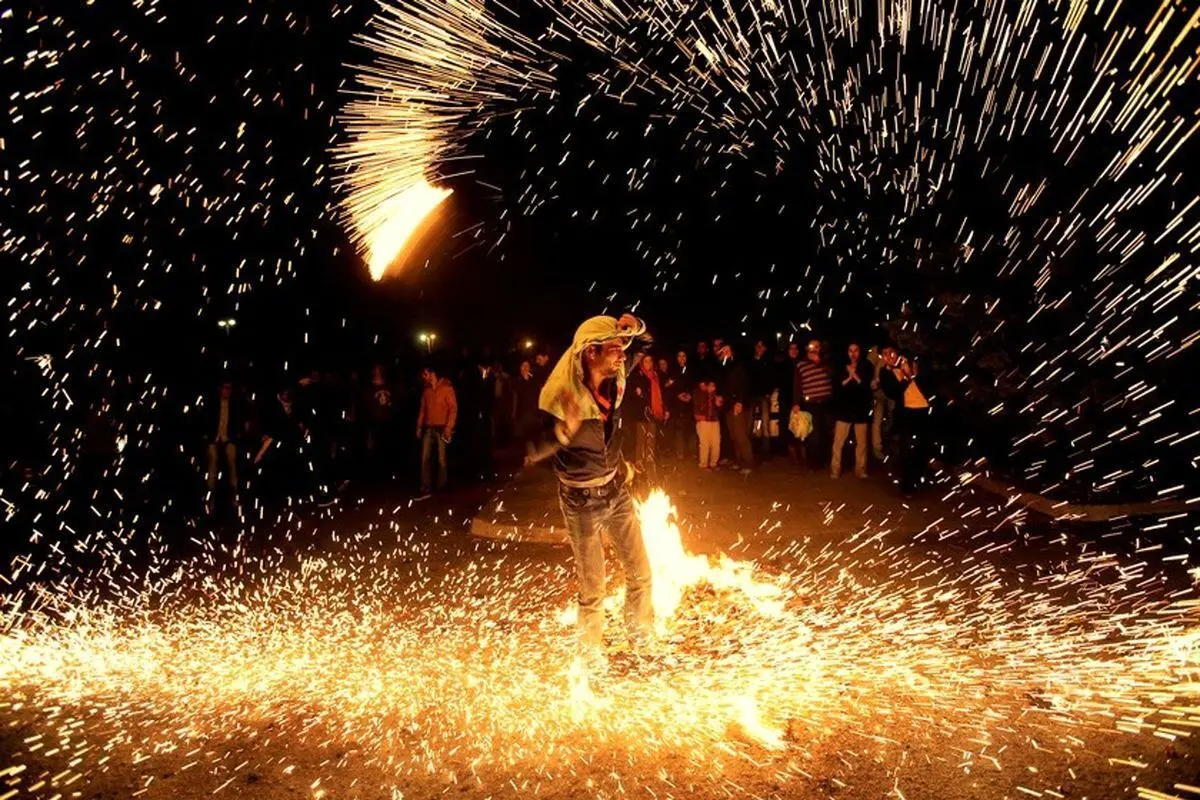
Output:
top-left (792, 339), bottom-right (834, 470)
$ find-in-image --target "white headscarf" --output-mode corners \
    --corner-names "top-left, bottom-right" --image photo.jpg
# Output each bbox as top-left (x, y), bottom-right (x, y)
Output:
top-left (538, 315), bottom-right (646, 422)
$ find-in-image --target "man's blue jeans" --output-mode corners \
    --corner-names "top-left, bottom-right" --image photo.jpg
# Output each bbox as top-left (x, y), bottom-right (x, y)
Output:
top-left (559, 480), bottom-right (653, 651)
top-left (420, 426), bottom-right (447, 492)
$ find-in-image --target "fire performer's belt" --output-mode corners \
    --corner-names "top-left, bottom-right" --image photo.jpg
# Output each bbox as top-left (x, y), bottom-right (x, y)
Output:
top-left (558, 468), bottom-right (620, 497)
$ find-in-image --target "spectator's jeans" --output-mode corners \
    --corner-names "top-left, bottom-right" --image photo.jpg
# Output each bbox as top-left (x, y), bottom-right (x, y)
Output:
top-left (559, 481), bottom-right (653, 651)
top-left (206, 441), bottom-right (238, 492)
top-left (420, 426), bottom-right (448, 492)
top-left (754, 395), bottom-right (773, 455)
top-left (871, 393), bottom-right (895, 458)
top-left (696, 420), bottom-right (720, 467)
top-left (805, 403), bottom-right (834, 468)
top-left (831, 421), bottom-right (869, 478)
top-left (896, 407), bottom-right (931, 493)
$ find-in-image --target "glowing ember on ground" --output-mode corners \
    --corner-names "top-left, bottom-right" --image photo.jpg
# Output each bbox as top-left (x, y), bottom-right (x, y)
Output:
top-left (1, 490), bottom-right (1196, 797)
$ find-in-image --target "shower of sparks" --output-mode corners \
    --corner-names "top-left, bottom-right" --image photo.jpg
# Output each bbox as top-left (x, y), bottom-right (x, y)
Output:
top-left (2, 489), bottom-right (1199, 797)
top-left (336, 0), bottom-right (554, 269)
top-left (2, 1), bottom-right (366, 507)
top-left (339, 0), bottom-right (1200, 501)
top-left (2, 0), bottom-right (1199, 794)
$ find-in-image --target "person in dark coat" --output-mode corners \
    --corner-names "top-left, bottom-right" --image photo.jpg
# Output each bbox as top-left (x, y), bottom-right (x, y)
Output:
top-left (362, 364), bottom-right (395, 477)
top-left (455, 359), bottom-right (493, 481)
top-left (748, 340), bottom-right (776, 459)
top-left (878, 347), bottom-right (933, 495)
top-left (532, 351), bottom-right (552, 389)
top-left (717, 343), bottom-right (753, 471)
top-left (694, 340), bottom-right (716, 383)
top-left (201, 380), bottom-right (251, 513)
top-left (666, 349), bottom-right (695, 460)
top-left (255, 385), bottom-right (309, 504)
top-left (830, 343), bottom-right (874, 478)
top-left (511, 359), bottom-right (542, 457)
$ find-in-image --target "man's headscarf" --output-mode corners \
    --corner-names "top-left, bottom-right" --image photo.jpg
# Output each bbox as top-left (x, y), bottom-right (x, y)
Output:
top-left (539, 315), bottom-right (646, 422)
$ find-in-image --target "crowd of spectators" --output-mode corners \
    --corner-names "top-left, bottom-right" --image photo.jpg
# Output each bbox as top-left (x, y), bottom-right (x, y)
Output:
top-left (618, 337), bottom-right (932, 495)
top-left (192, 333), bottom-right (933, 519)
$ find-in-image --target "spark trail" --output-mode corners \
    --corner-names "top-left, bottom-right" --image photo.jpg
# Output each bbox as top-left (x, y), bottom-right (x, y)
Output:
top-left (1, 491), bottom-right (1196, 797)
top-left (340, 0), bottom-right (1200, 500)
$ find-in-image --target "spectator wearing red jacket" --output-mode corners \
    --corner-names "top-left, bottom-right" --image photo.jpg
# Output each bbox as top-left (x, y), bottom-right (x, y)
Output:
top-left (416, 366), bottom-right (458, 495)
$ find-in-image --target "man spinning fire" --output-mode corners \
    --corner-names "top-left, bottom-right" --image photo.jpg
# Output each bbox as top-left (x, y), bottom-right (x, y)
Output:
top-left (526, 313), bottom-right (655, 674)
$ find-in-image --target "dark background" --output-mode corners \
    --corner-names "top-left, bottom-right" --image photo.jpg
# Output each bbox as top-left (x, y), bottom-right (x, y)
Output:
top-left (2, 0), bottom-right (1197, 512)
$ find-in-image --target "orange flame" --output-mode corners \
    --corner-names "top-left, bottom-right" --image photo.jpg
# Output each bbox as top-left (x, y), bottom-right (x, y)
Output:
top-left (636, 489), bottom-right (786, 626)
top-left (556, 489), bottom-right (785, 630)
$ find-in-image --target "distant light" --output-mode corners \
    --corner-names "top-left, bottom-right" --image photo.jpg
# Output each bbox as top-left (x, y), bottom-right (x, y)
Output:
top-left (523, 339), bottom-right (534, 350)
top-left (217, 318), bottom-right (237, 328)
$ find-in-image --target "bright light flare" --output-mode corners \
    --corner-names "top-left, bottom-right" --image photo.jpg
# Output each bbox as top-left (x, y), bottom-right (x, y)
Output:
top-left (364, 180), bottom-right (452, 280)
top-left (731, 695), bottom-right (787, 751)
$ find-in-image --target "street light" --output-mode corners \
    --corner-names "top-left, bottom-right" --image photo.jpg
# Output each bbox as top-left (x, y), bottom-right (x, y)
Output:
top-left (419, 332), bottom-right (438, 353)
top-left (523, 339), bottom-right (534, 350)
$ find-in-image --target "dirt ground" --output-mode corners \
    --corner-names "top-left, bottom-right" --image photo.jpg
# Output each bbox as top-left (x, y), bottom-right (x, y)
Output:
top-left (2, 458), bottom-right (1196, 799)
